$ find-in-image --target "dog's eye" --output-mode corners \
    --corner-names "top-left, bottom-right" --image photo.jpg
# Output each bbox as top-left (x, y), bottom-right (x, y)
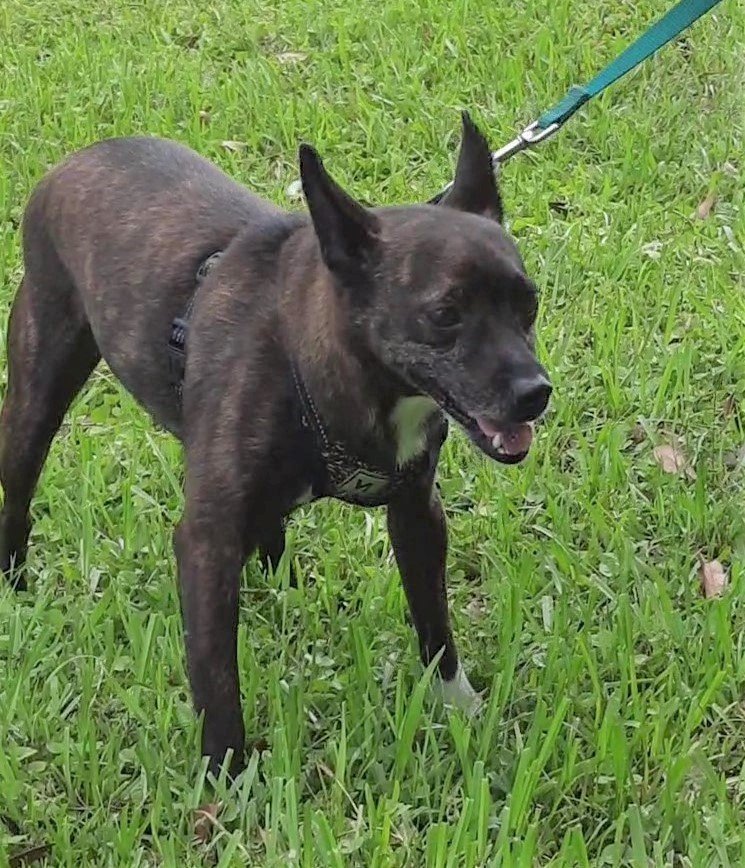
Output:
top-left (428, 304), bottom-right (461, 329)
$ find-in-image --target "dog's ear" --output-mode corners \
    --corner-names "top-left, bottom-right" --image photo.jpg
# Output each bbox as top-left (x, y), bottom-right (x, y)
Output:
top-left (439, 112), bottom-right (503, 222)
top-left (299, 144), bottom-right (381, 279)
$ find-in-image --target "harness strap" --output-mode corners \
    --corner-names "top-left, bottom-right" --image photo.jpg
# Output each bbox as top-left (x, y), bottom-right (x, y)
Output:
top-left (290, 362), bottom-right (331, 452)
top-left (290, 360), bottom-right (438, 505)
top-left (167, 251), bottom-right (223, 400)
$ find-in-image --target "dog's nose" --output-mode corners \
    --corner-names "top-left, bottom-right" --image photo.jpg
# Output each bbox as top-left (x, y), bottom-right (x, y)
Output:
top-left (512, 375), bottom-right (552, 422)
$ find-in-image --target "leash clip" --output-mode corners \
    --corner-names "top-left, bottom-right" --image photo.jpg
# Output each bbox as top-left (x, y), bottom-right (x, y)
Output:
top-left (491, 120), bottom-right (560, 166)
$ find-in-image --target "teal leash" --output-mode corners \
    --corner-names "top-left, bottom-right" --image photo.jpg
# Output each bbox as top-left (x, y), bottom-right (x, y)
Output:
top-left (536, 0), bottom-right (726, 130)
top-left (435, 0), bottom-right (725, 197)
top-left (494, 0), bottom-right (725, 164)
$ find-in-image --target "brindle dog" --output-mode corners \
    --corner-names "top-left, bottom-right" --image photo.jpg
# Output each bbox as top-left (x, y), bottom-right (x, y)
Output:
top-left (0, 114), bottom-right (550, 775)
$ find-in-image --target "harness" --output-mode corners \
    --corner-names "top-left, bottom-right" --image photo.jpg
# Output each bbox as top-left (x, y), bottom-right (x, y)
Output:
top-left (167, 251), bottom-right (224, 401)
top-left (168, 254), bottom-right (444, 507)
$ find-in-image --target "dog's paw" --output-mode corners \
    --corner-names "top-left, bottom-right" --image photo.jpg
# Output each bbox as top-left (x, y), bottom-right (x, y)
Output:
top-left (438, 662), bottom-right (483, 717)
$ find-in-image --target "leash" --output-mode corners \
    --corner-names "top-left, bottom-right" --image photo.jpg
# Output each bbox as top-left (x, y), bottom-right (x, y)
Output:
top-left (434, 0), bottom-right (724, 200)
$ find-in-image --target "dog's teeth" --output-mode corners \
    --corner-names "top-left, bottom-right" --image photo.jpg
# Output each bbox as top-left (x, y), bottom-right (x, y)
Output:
top-left (491, 433), bottom-right (502, 450)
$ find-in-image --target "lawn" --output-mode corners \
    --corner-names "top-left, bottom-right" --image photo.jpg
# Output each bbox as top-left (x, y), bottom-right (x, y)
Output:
top-left (1, 0), bottom-right (744, 864)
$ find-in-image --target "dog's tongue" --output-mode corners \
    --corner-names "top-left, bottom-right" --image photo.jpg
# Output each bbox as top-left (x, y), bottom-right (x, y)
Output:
top-left (475, 417), bottom-right (533, 455)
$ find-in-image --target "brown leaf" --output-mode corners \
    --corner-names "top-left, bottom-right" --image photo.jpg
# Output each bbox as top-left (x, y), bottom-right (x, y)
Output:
top-left (653, 444), bottom-right (696, 479)
top-left (630, 422), bottom-right (646, 444)
top-left (9, 845), bottom-right (51, 867)
top-left (695, 191), bottom-right (717, 220)
top-left (276, 51), bottom-right (307, 64)
top-left (699, 559), bottom-right (728, 598)
top-left (221, 140), bottom-right (247, 152)
top-left (193, 802), bottom-right (221, 844)
top-left (723, 394), bottom-right (737, 418)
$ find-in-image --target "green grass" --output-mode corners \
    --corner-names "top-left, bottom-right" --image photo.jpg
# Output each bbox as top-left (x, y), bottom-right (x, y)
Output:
top-left (1, 0), bottom-right (744, 864)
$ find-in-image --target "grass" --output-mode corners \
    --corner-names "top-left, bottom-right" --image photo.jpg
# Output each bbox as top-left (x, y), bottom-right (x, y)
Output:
top-left (0, 0), bottom-right (744, 864)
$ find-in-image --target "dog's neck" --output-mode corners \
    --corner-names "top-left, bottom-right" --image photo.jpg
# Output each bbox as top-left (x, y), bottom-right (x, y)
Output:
top-left (279, 229), bottom-right (436, 464)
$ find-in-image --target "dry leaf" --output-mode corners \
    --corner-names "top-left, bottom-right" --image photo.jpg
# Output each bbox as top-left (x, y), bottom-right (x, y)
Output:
top-left (653, 444), bottom-right (696, 480)
top-left (9, 845), bottom-right (51, 867)
top-left (630, 422), bottom-right (646, 444)
top-left (286, 179), bottom-right (303, 201)
top-left (699, 559), bottom-right (728, 598)
top-left (276, 51), bottom-right (307, 64)
top-left (221, 140), bottom-right (246, 152)
top-left (193, 802), bottom-right (221, 844)
top-left (695, 191), bottom-right (717, 220)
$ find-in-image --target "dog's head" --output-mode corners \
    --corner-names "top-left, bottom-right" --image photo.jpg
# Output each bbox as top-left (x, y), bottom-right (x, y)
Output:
top-left (299, 113), bottom-right (551, 464)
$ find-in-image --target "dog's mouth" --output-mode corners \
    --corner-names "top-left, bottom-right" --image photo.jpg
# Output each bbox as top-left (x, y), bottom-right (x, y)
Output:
top-left (423, 387), bottom-right (534, 464)
top-left (470, 415), bottom-right (534, 464)
top-left (452, 407), bottom-right (533, 464)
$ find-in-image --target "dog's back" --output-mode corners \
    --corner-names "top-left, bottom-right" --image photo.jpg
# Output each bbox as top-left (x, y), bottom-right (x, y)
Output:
top-left (20, 137), bottom-right (287, 431)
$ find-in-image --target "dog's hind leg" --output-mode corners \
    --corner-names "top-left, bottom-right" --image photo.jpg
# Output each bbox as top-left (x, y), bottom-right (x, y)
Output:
top-left (0, 272), bottom-right (100, 588)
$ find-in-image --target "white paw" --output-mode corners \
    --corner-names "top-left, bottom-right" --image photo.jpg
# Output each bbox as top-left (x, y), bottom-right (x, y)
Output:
top-left (438, 662), bottom-right (483, 717)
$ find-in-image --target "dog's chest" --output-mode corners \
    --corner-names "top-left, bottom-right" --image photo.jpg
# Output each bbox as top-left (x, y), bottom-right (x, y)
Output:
top-left (317, 439), bottom-right (432, 505)
top-left (297, 396), bottom-right (445, 507)
top-left (390, 396), bottom-right (440, 466)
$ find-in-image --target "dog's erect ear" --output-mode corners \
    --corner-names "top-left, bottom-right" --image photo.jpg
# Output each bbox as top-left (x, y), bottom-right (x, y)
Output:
top-left (439, 112), bottom-right (503, 222)
top-left (299, 144), bottom-right (381, 278)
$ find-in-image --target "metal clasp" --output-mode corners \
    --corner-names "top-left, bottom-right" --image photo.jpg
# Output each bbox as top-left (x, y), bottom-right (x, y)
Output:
top-left (491, 121), bottom-right (560, 166)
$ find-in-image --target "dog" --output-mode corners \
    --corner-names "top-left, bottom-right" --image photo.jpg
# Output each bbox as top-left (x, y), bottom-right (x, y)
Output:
top-left (0, 113), bottom-right (551, 776)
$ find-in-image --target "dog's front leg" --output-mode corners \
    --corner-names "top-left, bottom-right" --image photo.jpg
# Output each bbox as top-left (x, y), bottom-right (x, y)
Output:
top-left (387, 479), bottom-right (480, 714)
top-left (174, 504), bottom-right (249, 778)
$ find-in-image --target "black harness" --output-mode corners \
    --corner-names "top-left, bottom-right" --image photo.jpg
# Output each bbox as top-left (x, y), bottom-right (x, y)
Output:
top-left (168, 254), bottom-right (444, 507)
top-left (289, 362), bottom-right (445, 506)
top-left (167, 251), bottom-right (224, 400)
